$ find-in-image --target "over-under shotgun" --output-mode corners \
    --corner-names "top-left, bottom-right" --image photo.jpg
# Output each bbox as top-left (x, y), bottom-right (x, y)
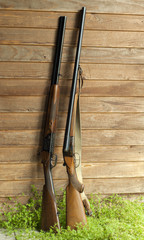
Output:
top-left (63, 7), bottom-right (87, 229)
top-left (41, 16), bottom-right (66, 231)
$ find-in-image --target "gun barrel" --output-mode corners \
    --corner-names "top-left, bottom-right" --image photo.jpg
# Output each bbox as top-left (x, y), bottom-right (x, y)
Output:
top-left (63, 7), bottom-right (86, 154)
top-left (51, 16), bottom-right (67, 85)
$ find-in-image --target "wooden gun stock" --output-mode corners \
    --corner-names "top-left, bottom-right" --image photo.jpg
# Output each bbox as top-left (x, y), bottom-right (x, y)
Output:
top-left (41, 185), bottom-right (60, 231)
top-left (66, 182), bottom-right (87, 230)
top-left (64, 156), bottom-right (84, 193)
top-left (41, 85), bottom-right (60, 231)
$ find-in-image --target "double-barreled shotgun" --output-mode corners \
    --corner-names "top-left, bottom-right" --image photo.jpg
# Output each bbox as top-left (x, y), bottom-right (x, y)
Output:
top-left (63, 7), bottom-right (88, 229)
top-left (41, 16), bottom-right (66, 231)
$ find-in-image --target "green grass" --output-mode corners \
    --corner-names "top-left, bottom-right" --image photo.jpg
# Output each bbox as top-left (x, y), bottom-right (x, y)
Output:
top-left (0, 186), bottom-right (144, 239)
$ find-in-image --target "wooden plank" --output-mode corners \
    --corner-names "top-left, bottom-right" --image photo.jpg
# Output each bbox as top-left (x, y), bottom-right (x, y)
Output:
top-left (0, 147), bottom-right (41, 163)
top-left (0, 62), bottom-right (74, 79)
top-left (1, 96), bottom-right (144, 113)
top-left (1, 28), bottom-right (144, 47)
top-left (80, 47), bottom-right (144, 64)
top-left (83, 178), bottom-right (144, 194)
top-left (82, 130), bottom-right (144, 146)
top-left (0, 178), bottom-right (144, 197)
top-left (2, 80), bottom-right (144, 96)
top-left (1, 0), bottom-right (144, 15)
top-left (1, 45), bottom-right (144, 64)
top-left (2, 112), bottom-right (144, 130)
top-left (82, 146), bottom-right (144, 162)
top-left (83, 31), bottom-right (144, 48)
top-left (0, 79), bottom-right (51, 96)
top-left (81, 81), bottom-right (144, 96)
top-left (81, 113), bottom-right (144, 129)
top-left (85, 13), bottom-right (144, 31)
top-left (1, 129), bottom-right (144, 146)
top-left (80, 97), bottom-right (144, 113)
top-left (1, 11), bottom-right (144, 31)
top-left (0, 113), bottom-right (45, 129)
top-left (1, 62), bottom-right (144, 81)
top-left (1, 162), bottom-right (144, 180)
top-left (0, 96), bottom-right (46, 112)
top-left (1, 145), bottom-right (144, 163)
top-left (0, 179), bottom-right (67, 197)
top-left (0, 130), bottom-right (42, 146)
top-left (0, 28), bottom-right (76, 46)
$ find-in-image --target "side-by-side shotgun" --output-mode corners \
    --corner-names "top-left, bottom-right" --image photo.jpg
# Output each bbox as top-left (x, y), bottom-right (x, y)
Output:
top-left (63, 7), bottom-right (87, 229)
top-left (41, 16), bottom-right (66, 231)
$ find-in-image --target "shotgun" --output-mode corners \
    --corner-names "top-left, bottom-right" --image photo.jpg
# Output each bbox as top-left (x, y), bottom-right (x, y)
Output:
top-left (41, 16), bottom-right (66, 231)
top-left (63, 7), bottom-right (87, 229)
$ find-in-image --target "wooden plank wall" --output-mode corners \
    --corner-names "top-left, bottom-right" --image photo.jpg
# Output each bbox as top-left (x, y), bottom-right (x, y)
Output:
top-left (0, 0), bottom-right (144, 205)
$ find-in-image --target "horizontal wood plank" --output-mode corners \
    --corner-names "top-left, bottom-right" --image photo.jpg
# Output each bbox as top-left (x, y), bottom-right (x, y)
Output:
top-left (1, 96), bottom-right (144, 113)
top-left (80, 97), bottom-right (144, 113)
top-left (0, 179), bottom-right (66, 197)
top-left (81, 113), bottom-right (144, 129)
top-left (2, 80), bottom-right (144, 96)
top-left (82, 146), bottom-right (144, 162)
top-left (1, 145), bottom-right (144, 163)
top-left (83, 178), bottom-right (144, 194)
top-left (0, 11), bottom-right (144, 31)
top-left (0, 162), bottom-right (144, 180)
top-left (0, 62), bottom-right (73, 79)
top-left (1, 0), bottom-right (144, 15)
top-left (1, 129), bottom-right (144, 146)
top-left (0, 178), bottom-right (144, 196)
top-left (1, 45), bottom-right (144, 64)
top-left (1, 63), bottom-right (144, 81)
top-left (1, 112), bottom-right (144, 130)
top-left (1, 28), bottom-right (144, 47)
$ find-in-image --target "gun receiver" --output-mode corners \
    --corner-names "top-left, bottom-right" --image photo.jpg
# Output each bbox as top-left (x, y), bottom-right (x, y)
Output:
top-left (41, 16), bottom-right (66, 231)
top-left (63, 7), bottom-right (87, 229)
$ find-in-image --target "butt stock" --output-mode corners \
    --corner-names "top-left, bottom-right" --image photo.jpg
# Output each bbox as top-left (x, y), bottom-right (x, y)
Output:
top-left (41, 185), bottom-right (60, 231)
top-left (66, 182), bottom-right (87, 230)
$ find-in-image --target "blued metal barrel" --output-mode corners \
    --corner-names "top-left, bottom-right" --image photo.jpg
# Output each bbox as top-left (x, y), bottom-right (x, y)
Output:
top-left (51, 16), bottom-right (67, 85)
top-left (63, 7), bottom-right (86, 154)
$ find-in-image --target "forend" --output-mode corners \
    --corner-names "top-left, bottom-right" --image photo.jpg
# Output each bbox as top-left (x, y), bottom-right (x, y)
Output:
top-left (63, 136), bottom-right (74, 158)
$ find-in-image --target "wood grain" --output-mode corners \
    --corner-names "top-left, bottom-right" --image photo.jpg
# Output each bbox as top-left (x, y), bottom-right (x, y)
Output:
top-left (1, 28), bottom-right (144, 47)
top-left (82, 146), bottom-right (144, 162)
top-left (1, 112), bottom-right (144, 130)
top-left (0, 178), bottom-right (144, 197)
top-left (0, 179), bottom-right (66, 197)
top-left (1, 45), bottom-right (144, 64)
top-left (1, 129), bottom-right (144, 146)
top-left (1, 0), bottom-right (144, 15)
top-left (2, 80), bottom-right (144, 96)
top-left (83, 178), bottom-right (144, 194)
top-left (1, 96), bottom-right (144, 113)
top-left (1, 145), bottom-right (144, 163)
top-left (0, 162), bottom-right (144, 181)
top-left (0, 11), bottom-right (144, 31)
top-left (1, 63), bottom-right (144, 80)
